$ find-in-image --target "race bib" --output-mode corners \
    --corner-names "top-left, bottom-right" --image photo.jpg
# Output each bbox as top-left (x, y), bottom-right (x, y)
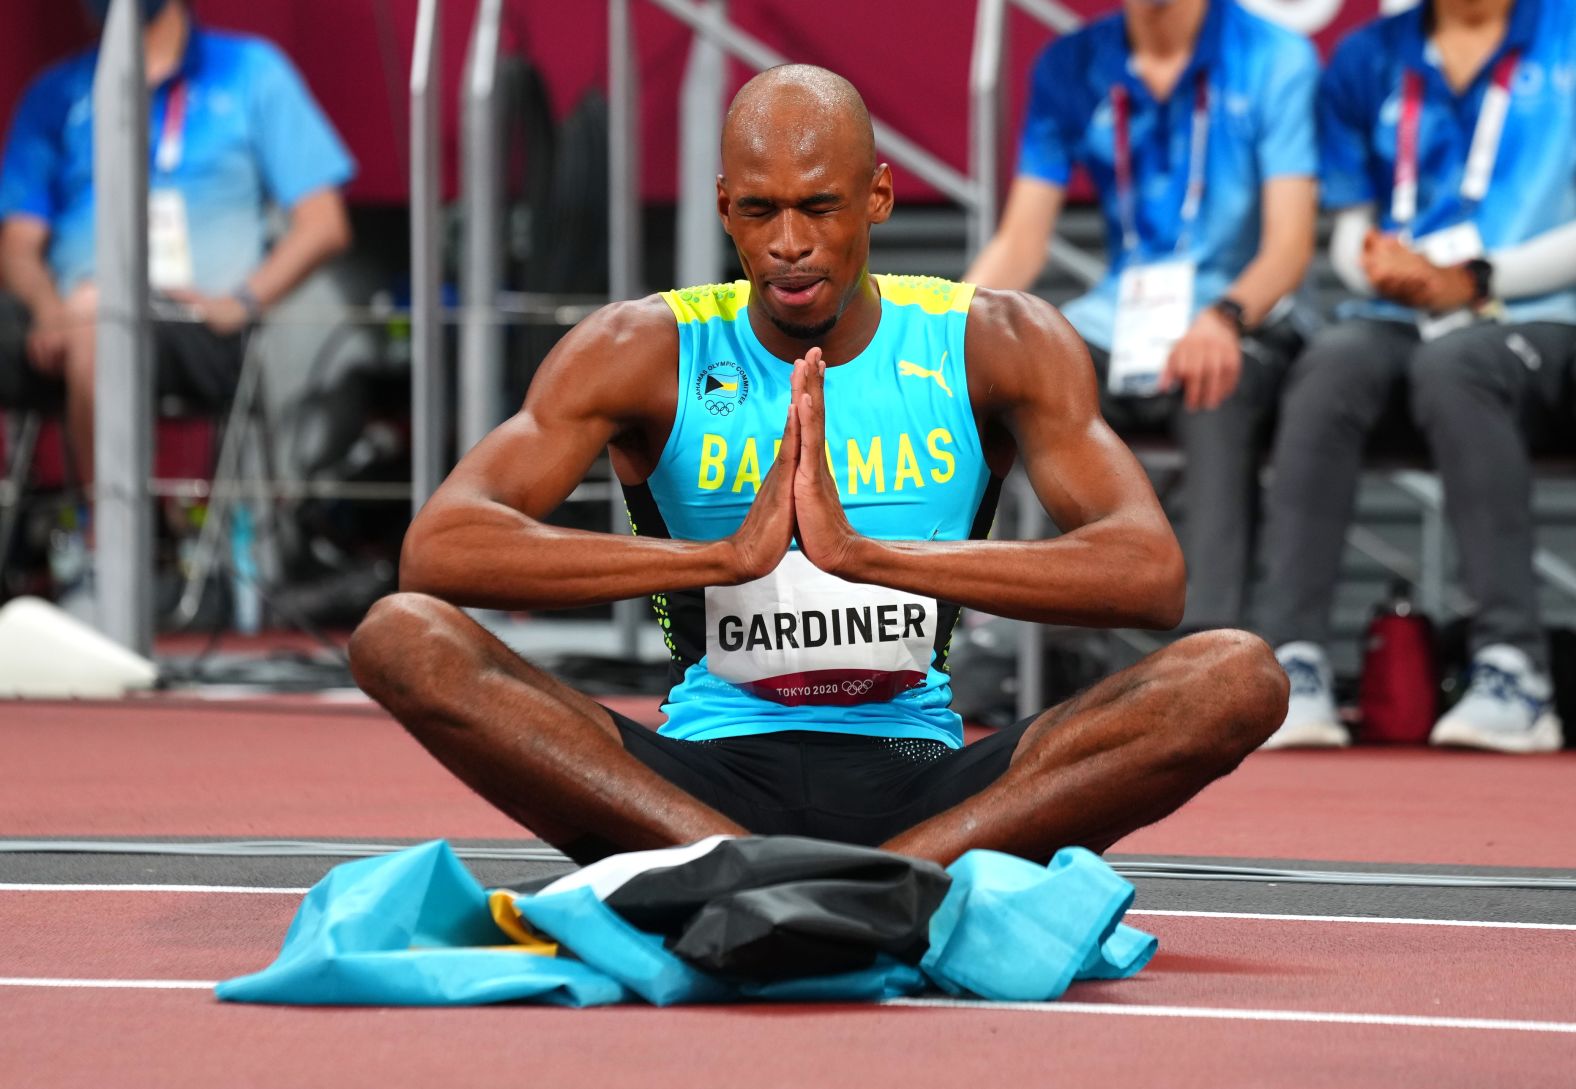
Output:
top-left (149, 188), bottom-right (194, 291)
top-left (1412, 223), bottom-right (1489, 343)
top-left (703, 551), bottom-right (934, 706)
top-left (1108, 259), bottom-right (1195, 397)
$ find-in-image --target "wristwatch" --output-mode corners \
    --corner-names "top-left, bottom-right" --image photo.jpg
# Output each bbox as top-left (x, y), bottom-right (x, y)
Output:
top-left (1210, 296), bottom-right (1248, 338)
top-left (1463, 257), bottom-right (1495, 306)
top-left (234, 284), bottom-right (264, 326)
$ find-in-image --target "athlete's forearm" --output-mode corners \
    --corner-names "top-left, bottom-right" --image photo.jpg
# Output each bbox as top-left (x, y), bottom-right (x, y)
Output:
top-left (835, 521), bottom-right (1184, 629)
top-left (399, 502), bottom-right (744, 611)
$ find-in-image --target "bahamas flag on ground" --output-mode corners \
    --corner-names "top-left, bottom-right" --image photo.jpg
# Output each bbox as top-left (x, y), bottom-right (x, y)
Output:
top-left (217, 836), bottom-right (1156, 1007)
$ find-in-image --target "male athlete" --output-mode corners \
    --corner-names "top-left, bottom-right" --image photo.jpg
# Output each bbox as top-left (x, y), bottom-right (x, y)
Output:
top-left (349, 65), bottom-right (1288, 866)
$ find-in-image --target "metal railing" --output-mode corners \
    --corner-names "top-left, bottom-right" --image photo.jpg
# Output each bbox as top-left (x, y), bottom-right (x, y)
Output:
top-left (971, 0), bottom-right (1105, 286)
top-left (610, 0), bottom-right (1080, 293)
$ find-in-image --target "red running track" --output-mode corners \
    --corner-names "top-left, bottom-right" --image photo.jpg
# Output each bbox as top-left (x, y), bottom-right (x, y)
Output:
top-left (1, 889), bottom-right (1572, 1089)
top-left (5, 699), bottom-right (1575, 867)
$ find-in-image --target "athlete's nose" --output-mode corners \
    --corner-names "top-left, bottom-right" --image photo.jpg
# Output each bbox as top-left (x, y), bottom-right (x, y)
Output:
top-left (769, 211), bottom-right (814, 265)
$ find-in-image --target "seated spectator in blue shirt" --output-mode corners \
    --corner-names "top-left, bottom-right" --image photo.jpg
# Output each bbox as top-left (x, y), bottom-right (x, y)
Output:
top-left (0, 0), bottom-right (355, 490)
top-left (967, 0), bottom-right (1318, 633)
top-left (1262, 0), bottom-right (1576, 753)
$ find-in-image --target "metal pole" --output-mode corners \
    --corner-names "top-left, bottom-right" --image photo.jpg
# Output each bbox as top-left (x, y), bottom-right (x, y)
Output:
top-left (676, 0), bottom-right (727, 287)
top-left (92, 0), bottom-right (152, 654)
top-left (410, 0), bottom-right (445, 515)
top-left (459, 0), bottom-right (505, 455)
top-left (968, 0), bottom-right (1006, 262)
top-left (608, 0), bottom-right (641, 302)
top-left (1010, 0), bottom-right (1084, 33)
top-left (608, 0), bottom-right (644, 657)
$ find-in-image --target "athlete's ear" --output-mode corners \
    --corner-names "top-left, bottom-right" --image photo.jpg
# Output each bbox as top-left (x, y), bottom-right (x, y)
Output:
top-left (868, 163), bottom-right (894, 225)
top-left (716, 174), bottom-right (734, 236)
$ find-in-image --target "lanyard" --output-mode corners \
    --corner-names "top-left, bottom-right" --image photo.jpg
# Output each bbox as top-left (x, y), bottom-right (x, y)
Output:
top-left (1391, 51), bottom-right (1518, 239)
top-left (1112, 72), bottom-right (1210, 256)
top-left (154, 79), bottom-right (188, 174)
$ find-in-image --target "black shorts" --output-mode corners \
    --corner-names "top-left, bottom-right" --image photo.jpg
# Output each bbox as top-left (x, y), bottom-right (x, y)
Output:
top-left (0, 291), bottom-right (245, 411)
top-left (610, 710), bottom-right (1035, 847)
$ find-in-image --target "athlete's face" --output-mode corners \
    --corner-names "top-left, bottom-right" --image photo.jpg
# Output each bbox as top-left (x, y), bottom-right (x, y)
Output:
top-left (717, 121), bottom-right (893, 343)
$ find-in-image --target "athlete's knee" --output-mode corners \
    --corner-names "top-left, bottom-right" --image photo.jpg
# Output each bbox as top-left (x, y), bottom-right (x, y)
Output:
top-left (349, 591), bottom-right (468, 702)
top-left (1170, 629), bottom-right (1288, 755)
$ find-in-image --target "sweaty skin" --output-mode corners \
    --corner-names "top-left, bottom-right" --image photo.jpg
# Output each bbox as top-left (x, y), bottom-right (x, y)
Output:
top-left (350, 64), bottom-right (1287, 866)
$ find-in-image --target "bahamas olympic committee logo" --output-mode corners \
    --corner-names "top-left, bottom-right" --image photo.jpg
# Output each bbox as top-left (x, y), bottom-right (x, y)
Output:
top-left (696, 360), bottom-right (749, 416)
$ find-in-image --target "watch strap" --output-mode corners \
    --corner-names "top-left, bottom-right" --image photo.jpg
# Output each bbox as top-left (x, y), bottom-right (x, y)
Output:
top-left (1211, 296), bottom-right (1248, 337)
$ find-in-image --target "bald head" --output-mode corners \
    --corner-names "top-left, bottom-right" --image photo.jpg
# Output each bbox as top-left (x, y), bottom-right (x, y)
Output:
top-left (722, 65), bottom-right (876, 179)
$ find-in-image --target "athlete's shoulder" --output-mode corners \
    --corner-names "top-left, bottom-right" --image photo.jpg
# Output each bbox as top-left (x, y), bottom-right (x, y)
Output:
top-left (964, 285), bottom-right (1080, 346)
top-left (963, 287), bottom-right (1094, 409)
top-left (874, 274), bottom-right (975, 315)
top-left (536, 293), bottom-right (678, 392)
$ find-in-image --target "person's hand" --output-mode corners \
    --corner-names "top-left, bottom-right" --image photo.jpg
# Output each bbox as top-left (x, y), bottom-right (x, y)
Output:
top-left (1361, 229), bottom-right (1436, 307)
top-left (1411, 263), bottom-right (1480, 314)
top-left (25, 297), bottom-right (72, 375)
top-left (1161, 306), bottom-right (1242, 412)
top-left (163, 289), bottom-right (253, 335)
top-left (792, 347), bottom-right (863, 575)
top-left (725, 367), bottom-right (800, 582)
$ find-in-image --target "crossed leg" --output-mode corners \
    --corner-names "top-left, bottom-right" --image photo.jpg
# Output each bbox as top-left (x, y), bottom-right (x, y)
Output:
top-left (349, 593), bottom-right (745, 860)
top-left (350, 593), bottom-right (1287, 866)
top-left (882, 628), bottom-right (1288, 863)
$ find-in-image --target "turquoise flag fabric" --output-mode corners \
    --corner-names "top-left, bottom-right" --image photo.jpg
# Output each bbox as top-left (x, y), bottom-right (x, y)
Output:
top-left (216, 840), bottom-right (629, 1007)
top-left (921, 847), bottom-right (1157, 1001)
top-left (218, 839), bottom-right (1154, 1007)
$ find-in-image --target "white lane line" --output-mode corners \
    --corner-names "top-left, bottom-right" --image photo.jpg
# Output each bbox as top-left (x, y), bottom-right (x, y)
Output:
top-left (884, 998), bottom-right (1576, 1034)
top-left (0, 884), bottom-right (308, 894)
top-left (0, 977), bottom-right (216, 990)
top-left (3, 887), bottom-right (1572, 932)
top-left (1129, 909), bottom-right (1576, 932)
top-left (2, 980), bottom-right (1570, 1032)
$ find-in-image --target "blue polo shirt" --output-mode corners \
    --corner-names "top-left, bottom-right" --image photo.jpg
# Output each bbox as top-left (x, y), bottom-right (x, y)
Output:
top-left (0, 26), bottom-right (355, 297)
top-left (1017, 0), bottom-right (1318, 351)
top-left (1320, 0), bottom-right (1576, 325)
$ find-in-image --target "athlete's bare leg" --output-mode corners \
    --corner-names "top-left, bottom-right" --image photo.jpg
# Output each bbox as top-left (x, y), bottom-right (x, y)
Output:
top-left (348, 592), bottom-right (745, 861)
top-left (881, 629), bottom-right (1289, 865)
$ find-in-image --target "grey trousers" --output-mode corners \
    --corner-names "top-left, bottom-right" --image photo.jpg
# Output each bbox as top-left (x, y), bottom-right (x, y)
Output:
top-left (1259, 317), bottom-right (1576, 669)
top-left (1088, 326), bottom-right (1297, 630)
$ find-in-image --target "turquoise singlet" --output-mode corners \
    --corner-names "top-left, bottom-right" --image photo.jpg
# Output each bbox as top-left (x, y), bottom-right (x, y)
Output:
top-left (626, 274), bottom-right (1002, 748)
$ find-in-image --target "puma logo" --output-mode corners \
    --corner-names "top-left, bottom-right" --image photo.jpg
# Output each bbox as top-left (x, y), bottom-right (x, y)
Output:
top-left (898, 354), bottom-right (953, 398)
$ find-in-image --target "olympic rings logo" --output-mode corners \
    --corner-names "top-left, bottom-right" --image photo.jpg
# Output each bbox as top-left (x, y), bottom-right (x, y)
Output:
top-left (841, 678), bottom-right (875, 696)
top-left (704, 400), bottom-right (738, 416)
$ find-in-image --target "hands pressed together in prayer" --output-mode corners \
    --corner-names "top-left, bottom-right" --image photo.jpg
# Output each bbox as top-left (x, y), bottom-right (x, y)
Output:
top-left (725, 347), bottom-right (864, 584)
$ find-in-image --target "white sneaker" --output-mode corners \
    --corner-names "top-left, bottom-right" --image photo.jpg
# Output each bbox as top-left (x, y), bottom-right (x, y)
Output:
top-left (1262, 642), bottom-right (1350, 750)
top-left (1430, 644), bottom-right (1563, 754)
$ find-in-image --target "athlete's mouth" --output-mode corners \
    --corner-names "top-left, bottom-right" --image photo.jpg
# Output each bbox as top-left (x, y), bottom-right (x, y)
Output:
top-left (766, 276), bottom-right (826, 307)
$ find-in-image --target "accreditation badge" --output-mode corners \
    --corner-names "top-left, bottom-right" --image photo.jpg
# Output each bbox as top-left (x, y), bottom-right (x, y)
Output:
top-left (1108, 259), bottom-right (1195, 397)
top-left (148, 188), bottom-right (195, 291)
